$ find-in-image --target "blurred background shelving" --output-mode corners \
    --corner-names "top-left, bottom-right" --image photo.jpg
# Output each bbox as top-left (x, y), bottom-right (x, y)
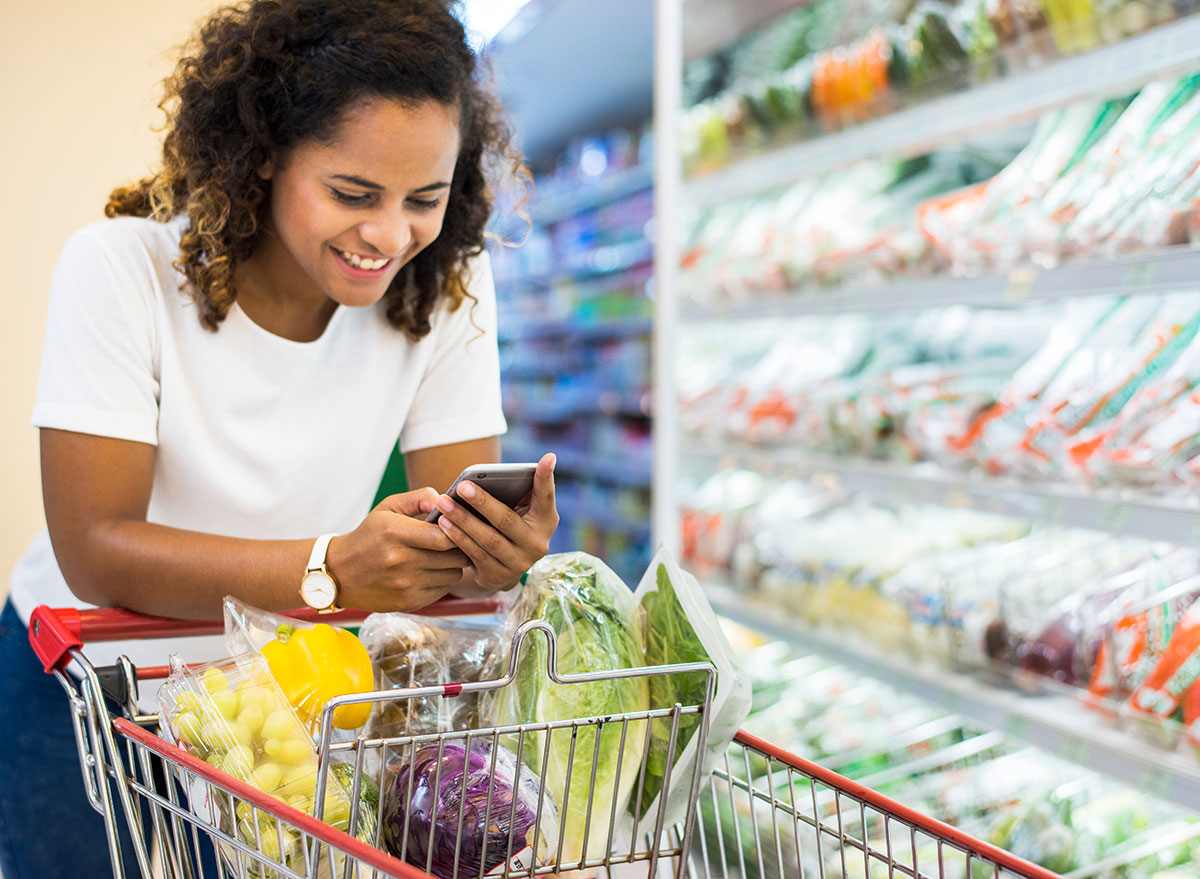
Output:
top-left (478, 0), bottom-right (1200, 872)
top-left (653, 0), bottom-right (1200, 872)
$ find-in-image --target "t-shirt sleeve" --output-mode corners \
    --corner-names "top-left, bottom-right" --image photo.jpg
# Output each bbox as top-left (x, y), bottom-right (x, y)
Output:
top-left (400, 251), bottom-right (507, 453)
top-left (32, 224), bottom-right (161, 445)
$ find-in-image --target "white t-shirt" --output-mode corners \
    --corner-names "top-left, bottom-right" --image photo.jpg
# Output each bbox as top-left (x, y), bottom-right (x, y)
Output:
top-left (10, 214), bottom-right (506, 676)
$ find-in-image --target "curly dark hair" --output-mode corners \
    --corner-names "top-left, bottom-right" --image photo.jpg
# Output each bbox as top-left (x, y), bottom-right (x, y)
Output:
top-left (106, 0), bottom-right (526, 338)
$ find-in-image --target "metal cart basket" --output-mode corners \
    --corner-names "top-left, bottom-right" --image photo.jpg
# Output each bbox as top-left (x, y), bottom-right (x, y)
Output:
top-left (29, 603), bottom-right (1061, 879)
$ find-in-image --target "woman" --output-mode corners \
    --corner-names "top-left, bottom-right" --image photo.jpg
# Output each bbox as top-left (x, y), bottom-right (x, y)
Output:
top-left (0, 1), bottom-right (556, 875)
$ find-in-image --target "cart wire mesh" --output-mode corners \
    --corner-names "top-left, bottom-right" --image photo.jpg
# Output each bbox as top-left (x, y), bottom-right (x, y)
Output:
top-left (31, 605), bottom-right (1062, 879)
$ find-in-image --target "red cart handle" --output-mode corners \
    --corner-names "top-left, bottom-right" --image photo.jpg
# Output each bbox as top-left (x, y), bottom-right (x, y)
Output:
top-left (29, 597), bottom-right (502, 675)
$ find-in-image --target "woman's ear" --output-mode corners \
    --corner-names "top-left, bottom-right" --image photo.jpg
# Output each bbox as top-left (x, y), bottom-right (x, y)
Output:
top-left (257, 158), bottom-right (274, 180)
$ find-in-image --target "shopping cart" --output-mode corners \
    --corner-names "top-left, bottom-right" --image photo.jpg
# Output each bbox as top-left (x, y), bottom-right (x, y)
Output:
top-left (29, 603), bottom-right (1061, 879)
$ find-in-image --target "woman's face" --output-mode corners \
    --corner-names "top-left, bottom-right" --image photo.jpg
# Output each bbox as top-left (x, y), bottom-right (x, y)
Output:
top-left (260, 96), bottom-right (461, 310)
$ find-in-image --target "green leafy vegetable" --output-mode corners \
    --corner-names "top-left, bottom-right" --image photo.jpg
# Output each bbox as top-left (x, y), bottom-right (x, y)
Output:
top-left (635, 563), bottom-right (713, 820)
top-left (488, 554), bottom-right (649, 865)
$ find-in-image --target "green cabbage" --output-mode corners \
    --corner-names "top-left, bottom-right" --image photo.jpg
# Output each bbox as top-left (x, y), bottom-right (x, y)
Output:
top-left (487, 554), bottom-right (649, 867)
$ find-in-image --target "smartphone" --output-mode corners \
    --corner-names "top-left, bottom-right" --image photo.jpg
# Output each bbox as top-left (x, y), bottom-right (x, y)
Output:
top-left (426, 462), bottom-right (539, 524)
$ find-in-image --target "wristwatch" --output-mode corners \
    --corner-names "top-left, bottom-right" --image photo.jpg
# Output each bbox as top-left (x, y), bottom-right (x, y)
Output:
top-left (299, 533), bottom-right (341, 613)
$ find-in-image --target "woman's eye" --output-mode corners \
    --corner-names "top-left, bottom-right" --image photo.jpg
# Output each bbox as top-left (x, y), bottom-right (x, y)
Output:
top-left (408, 197), bottom-right (442, 211)
top-left (331, 189), bottom-right (373, 206)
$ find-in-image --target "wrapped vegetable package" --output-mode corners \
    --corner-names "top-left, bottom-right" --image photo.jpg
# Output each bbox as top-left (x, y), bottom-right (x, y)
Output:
top-left (223, 598), bottom-right (374, 735)
top-left (157, 653), bottom-right (376, 877)
top-left (632, 548), bottom-right (751, 829)
top-left (380, 737), bottom-right (558, 879)
top-left (482, 552), bottom-right (649, 865)
top-left (358, 611), bottom-right (503, 739)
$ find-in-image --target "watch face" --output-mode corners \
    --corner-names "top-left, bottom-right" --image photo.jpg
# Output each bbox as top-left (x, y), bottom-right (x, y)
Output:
top-left (300, 570), bottom-right (337, 609)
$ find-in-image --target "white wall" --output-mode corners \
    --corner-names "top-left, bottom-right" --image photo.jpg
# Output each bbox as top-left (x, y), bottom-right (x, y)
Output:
top-left (0, 0), bottom-right (221, 594)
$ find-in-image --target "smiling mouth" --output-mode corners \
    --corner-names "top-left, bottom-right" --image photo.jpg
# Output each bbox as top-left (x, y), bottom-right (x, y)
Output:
top-left (334, 247), bottom-right (393, 272)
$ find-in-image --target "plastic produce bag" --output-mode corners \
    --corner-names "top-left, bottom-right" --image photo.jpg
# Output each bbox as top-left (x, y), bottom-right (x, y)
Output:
top-left (357, 611), bottom-right (503, 739)
top-left (223, 598), bottom-right (374, 736)
top-left (632, 548), bottom-right (751, 830)
top-left (481, 552), bottom-right (649, 866)
top-left (380, 736), bottom-right (558, 879)
top-left (157, 653), bottom-right (377, 877)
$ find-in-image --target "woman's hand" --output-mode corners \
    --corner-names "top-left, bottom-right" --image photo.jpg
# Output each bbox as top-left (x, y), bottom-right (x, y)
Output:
top-left (325, 488), bottom-right (472, 612)
top-left (433, 453), bottom-right (558, 591)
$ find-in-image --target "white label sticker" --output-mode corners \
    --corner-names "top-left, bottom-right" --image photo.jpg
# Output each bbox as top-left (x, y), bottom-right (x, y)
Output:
top-left (485, 845), bottom-right (535, 877)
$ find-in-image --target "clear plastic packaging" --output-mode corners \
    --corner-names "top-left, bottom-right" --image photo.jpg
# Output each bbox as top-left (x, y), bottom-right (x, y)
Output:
top-left (157, 653), bottom-right (376, 875)
top-left (379, 736), bottom-right (559, 879)
top-left (481, 552), bottom-right (650, 863)
top-left (357, 611), bottom-right (503, 740)
top-left (632, 548), bottom-right (752, 829)
top-left (224, 598), bottom-right (375, 736)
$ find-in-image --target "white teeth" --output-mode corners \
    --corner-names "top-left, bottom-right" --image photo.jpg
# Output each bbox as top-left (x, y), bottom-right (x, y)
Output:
top-left (339, 249), bottom-right (389, 271)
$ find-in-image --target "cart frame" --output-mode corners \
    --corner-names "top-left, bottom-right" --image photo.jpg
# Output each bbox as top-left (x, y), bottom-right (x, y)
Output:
top-left (30, 603), bottom-right (1062, 879)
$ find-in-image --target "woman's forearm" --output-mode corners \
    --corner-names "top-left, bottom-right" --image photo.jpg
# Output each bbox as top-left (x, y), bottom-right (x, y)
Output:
top-left (57, 518), bottom-right (313, 619)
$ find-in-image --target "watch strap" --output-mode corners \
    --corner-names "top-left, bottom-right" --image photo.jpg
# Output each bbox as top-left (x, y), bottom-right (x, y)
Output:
top-left (307, 532), bottom-right (338, 573)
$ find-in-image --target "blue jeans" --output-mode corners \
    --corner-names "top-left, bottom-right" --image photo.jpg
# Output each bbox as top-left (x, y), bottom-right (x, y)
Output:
top-left (0, 597), bottom-right (143, 877)
top-left (0, 598), bottom-right (224, 878)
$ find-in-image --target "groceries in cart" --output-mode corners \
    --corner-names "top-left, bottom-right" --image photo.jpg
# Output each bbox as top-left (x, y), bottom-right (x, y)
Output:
top-left (157, 651), bottom-right (379, 875)
top-left (150, 547), bottom-right (749, 878)
top-left (359, 611), bottom-right (503, 739)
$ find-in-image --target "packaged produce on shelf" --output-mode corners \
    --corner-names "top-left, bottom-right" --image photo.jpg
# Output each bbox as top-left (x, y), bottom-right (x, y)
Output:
top-left (679, 0), bottom-right (1180, 173)
top-left (685, 462), bottom-right (1200, 752)
top-left (157, 653), bottom-right (376, 876)
top-left (680, 296), bottom-right (1200, 494)
top-left (357, 611), bottom-right (504, 740)
top-left (680, 149), bottom-right (1009, 301)
top-left (681, 74), bottom-right (1200, 301)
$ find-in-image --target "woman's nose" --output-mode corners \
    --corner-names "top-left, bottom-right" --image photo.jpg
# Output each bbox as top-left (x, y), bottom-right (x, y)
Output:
top-left (360, 213), bottom-right (412, 257)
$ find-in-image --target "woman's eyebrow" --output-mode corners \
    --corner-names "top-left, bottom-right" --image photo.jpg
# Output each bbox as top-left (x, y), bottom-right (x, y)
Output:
top-left (330, 174), bottom-right (450, 194)
top-left (331, 173), bottom-right (384, 190)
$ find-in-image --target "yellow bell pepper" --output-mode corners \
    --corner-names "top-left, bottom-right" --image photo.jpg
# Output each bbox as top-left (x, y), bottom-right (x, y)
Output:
top-left (261, 623), bottom-right (373, 730)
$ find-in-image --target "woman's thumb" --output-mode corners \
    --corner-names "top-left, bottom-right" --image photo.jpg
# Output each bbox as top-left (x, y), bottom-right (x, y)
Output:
top-left (374, 487), bottom-right (439, 518)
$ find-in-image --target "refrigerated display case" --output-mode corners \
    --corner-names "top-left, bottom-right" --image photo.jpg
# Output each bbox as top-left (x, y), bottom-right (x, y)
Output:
top-left (652, 0), bottom-right (1200, 870)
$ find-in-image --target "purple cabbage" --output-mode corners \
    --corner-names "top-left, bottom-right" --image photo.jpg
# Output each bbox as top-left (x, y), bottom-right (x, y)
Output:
top-left (381, 738), bottom-right (554, 879)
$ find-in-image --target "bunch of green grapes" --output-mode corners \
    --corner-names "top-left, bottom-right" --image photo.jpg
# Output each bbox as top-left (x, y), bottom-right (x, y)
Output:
top-left (170, 665), bottom-right (354, 835)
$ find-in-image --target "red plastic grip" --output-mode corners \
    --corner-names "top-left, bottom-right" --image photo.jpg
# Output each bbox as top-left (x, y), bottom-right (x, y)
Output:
top-left (29, 596), bottom-right (503, 664)
top-left (29, 605), bottom-right (84, 674)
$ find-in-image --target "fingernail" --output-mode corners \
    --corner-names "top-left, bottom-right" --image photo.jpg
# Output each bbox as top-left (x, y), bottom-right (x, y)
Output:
top-left (547, 453), bottom-right (557, 469)
top-left (439, 517), bottom-right (453, 531)
top-left (437, 496), bottom-right (454, 513)
top-left (458, 481), bottom-right (476, 499)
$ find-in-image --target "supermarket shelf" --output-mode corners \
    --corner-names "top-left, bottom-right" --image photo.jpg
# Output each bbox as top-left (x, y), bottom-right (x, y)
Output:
top-left (504, 442), bottom-right (653, 488)
top-left (684, 439), bottom-right (1200, 544)
top-left (559, 502), bottom-right (652, 540)
top-left (529, 163), bottom-right (654, 227)
top-left (496, 251), bottom-right (652, 291)
top-left (504, 390), bottom-right (651, 423)
top-left (682, 14), bottom-right (1200, 208)
top-left (498, 315), bottom-right (652, 343)
top-left (705, 581), bottom-right (1200, 811)
top-left (679, 246), bottom-right (1200, 320)
top-left (682, 0), bottom-right (806, 61)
